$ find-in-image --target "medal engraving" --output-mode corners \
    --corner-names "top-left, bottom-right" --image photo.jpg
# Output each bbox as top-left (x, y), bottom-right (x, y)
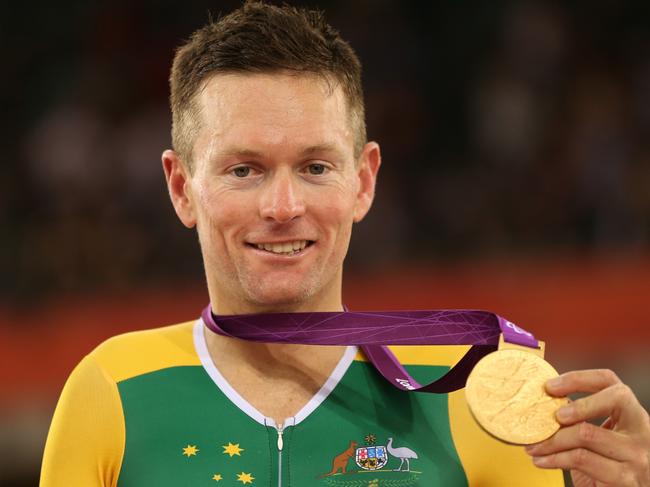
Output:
top-left (465, 349), bottom-right (568, 445)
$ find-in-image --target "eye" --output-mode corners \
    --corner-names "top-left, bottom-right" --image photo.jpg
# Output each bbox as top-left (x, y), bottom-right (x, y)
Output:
top-left (232, 166), bottom-right (251, 178)
top-left (307, 163), bottom-right (327, 175)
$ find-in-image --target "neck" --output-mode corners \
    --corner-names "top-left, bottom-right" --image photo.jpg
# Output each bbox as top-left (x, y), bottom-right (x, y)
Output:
top-left (203, 325), bottom-right (348, 423)
top-left (211, 293), bottom-right (345, 315)
top-left (201, 297), bottom-right (349, 424)
top-left (203, 308), bottom-right (348, 390)
top-left (206, 331), bottom-right (342, 368)
top-left (204, 325), bottom-right (346, 373)
top-left (204, 291), bottom-right (346, 386)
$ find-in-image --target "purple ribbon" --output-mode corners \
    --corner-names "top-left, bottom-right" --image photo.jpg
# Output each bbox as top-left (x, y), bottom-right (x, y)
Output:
top-left (201, 305), bottom-right (539, 393)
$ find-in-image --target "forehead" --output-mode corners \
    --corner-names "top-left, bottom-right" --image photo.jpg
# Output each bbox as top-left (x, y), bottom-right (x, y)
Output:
top-left (193, 73), bottom-right (354, 159)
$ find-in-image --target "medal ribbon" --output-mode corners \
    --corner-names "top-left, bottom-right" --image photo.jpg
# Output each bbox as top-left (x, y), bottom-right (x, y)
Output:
top-left (201, 305), bottom-right (539, 393)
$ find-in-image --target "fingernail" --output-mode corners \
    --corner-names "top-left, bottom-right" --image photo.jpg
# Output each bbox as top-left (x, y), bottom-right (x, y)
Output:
top-left (556, 405), bottom-right (573, 421)
top-left (532, 456), bottom-right (547, 466)
top-left (546, 376), bottom-right (563, 389)
top-left (524, 444), bottom-right (537, 454)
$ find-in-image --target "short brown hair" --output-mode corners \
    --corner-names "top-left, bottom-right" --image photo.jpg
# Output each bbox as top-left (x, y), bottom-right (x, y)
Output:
top-left (169, 1), bottom-right (366, 169)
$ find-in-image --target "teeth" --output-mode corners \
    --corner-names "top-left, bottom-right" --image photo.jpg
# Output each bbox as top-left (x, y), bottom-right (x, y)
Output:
top-left (255, 240), bottom-right (308, 255)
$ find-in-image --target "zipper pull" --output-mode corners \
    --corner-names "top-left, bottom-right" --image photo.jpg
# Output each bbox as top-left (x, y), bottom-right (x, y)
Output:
top-left (277, 425), bottom-right (284, 451)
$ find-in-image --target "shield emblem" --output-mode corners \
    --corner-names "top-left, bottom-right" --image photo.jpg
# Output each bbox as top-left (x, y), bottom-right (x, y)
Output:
top-left (355, 445), bottom-right (388, 470)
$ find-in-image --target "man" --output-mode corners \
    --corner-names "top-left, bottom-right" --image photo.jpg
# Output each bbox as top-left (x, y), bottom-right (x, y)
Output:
top-left (41, 2), bottom-right (650, 486)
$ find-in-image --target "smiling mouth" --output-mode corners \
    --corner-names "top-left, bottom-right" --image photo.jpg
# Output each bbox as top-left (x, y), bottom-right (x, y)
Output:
top-left (248, 240), bottom-right (314, 256)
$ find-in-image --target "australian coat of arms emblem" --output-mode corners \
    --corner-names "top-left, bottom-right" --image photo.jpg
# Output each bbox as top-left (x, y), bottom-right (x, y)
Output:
top-left (320, 433), bottom-right (421, 485)
top-left (355, 444), bottom-right (388, 470)
top-left (355, 434), bottom-right (388, 470)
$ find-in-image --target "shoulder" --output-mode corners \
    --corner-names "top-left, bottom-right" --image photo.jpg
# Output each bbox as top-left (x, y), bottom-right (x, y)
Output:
top-left (88, 320), bottom-right (201, 383)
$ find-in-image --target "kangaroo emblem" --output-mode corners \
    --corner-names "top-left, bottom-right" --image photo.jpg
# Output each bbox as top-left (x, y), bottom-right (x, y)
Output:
top-left (319, 440), bottom-right (358, 477)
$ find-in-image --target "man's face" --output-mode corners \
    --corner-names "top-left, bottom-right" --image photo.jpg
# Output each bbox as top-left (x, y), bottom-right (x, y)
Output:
top-left (164, 73), bottom-right (380, 313)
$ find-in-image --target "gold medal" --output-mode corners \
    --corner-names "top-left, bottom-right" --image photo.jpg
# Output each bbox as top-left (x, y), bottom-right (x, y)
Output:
top-left (465, 339), bottom-right (568, 445)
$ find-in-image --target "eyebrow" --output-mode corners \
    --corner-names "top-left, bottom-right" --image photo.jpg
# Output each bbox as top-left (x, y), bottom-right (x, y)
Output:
top-left (216, 143), bottom-right (343, 160)
top-left (217, 148), bottom-right (264, 159)
top-left (299, 143), bottom-right (342, 157)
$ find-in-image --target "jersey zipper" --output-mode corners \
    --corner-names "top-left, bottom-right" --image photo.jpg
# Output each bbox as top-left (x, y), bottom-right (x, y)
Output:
top-left (276, 423), bottom-right (284, 487)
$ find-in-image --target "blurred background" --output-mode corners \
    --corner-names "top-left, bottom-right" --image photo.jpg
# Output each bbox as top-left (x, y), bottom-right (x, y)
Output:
top-left (2, 0), bottom-right (649, 484)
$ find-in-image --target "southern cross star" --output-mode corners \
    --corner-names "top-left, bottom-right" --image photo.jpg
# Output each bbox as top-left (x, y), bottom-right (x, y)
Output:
top-left (182, 445), bottom-right (199, 457)
top-left (237, 472), bottom-right (255, 484)
top-left (222, 442), bottom-right (244, 457)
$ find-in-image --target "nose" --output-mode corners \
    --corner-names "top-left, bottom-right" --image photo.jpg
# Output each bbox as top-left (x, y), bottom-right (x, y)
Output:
top-left (259, 168), bottom-right (306, 223)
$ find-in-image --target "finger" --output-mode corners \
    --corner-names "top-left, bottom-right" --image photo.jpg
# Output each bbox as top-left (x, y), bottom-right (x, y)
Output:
top-left (554, 383), bottom-right (645, 430)
top-left (545, 369), bottom-right (620, 397)
top-left (525, 421), bottom-right (634, 462)
top-left (601, 416), bottom-right (615, 430)
top-left (532, 448), bottom-right (633, 485)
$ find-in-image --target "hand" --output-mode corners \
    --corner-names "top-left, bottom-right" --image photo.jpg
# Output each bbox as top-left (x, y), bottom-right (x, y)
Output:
top-left (524, 369), bottom-right (650, 486)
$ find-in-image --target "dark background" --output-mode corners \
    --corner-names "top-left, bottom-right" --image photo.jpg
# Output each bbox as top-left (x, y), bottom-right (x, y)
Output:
top-left (1, 1), bottom-right (649, 485)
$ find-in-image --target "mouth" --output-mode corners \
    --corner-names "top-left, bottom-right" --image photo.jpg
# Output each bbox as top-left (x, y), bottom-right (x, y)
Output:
top-left (246, 240), bottom-right (315, 256)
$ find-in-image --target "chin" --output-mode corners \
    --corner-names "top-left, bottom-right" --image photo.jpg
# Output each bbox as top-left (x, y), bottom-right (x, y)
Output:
top-left (242, 279), bottom-right (319, 311)
top-left (247, 289), bottom-right (311, 310)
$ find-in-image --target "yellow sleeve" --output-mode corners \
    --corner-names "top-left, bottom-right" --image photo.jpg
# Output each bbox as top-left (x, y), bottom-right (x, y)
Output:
top-left (40, 354), bottom-right (125, 487)
top-left (449, 390), bottom-right (565, 486)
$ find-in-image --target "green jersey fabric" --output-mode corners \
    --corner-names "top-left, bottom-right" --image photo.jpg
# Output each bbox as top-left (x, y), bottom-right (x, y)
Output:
top-left (41, 320), bottom-right (564, 487)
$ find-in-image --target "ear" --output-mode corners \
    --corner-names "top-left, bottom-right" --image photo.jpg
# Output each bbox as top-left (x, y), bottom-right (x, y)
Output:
top-left (162, 149), bottom-right (197, 228)
top-left (353, 141), bottom-right (381, 222)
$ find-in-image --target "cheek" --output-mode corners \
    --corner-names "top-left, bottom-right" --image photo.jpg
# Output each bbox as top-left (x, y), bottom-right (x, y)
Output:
top-left (193, 187), bottom-right (242, 248)
top-left (313, 191), bottom-right (356, 245)
top-left (311, 176), bottom-right (358, 216)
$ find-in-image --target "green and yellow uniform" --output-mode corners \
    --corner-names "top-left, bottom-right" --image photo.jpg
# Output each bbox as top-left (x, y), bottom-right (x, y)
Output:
top-left (41, 320), bottom-right (563, 486)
